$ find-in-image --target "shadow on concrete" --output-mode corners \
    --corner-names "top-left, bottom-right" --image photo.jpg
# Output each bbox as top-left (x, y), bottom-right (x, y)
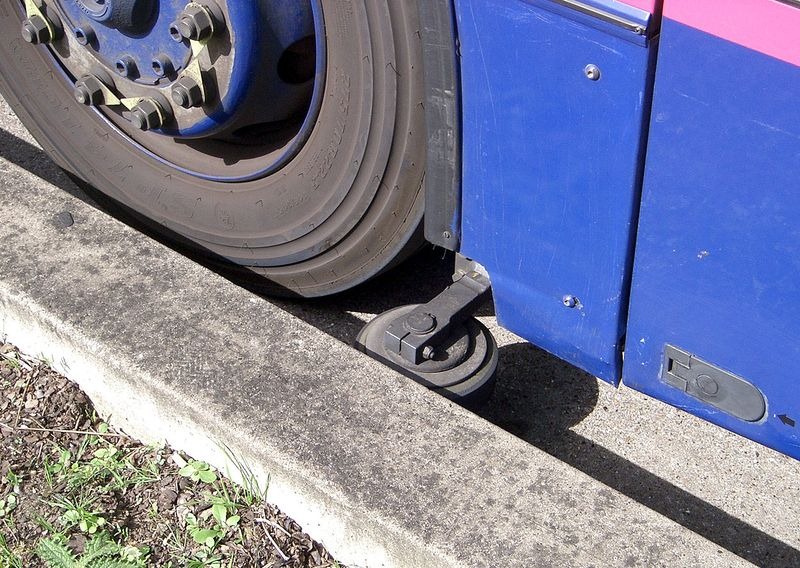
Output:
top-left (477, 341), bottom-right (799, 567)
top-left (1, 127), bottom-right (797, 568)
top-left (0, 128), bottom-right (94, 206)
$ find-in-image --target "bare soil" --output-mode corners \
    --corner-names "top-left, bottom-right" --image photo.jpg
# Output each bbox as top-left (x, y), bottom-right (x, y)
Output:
top-left (0, 342), bottom-right (342, 567)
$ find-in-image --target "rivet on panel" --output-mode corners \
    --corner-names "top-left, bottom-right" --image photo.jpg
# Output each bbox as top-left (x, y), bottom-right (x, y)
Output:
top-left (584, 64), bottom-right (601, 81)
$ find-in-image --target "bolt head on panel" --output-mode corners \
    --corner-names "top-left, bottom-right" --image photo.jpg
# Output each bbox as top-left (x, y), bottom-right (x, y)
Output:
top-left (562, 295), bottom-right (579, 308)
top-left (584, 64), bottom-right (601, 81)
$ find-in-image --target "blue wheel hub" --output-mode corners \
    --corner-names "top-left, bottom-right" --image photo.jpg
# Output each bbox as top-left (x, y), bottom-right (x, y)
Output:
top-left (63, 0), bottom-right (194, 85)
top-left (31, 0), bottom-right (326, 181)
top-left (77, 0), bottom-right (157, 32)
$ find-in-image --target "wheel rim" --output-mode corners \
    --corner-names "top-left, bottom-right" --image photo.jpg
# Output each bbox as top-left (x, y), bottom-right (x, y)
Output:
top-left (25, 0), bottom-right (326, 182)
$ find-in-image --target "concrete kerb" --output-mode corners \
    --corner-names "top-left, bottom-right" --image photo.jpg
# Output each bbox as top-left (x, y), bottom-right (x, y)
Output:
top-left (0, 288), bottom-right (433, 568)
top-left (0, 161), bottom-right (748, 567)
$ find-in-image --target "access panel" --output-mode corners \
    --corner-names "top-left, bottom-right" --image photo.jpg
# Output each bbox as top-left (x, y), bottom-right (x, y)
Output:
top-left (624, 0), bottom-right (800, 459)
top-left (455, 0), bottom-right (657, 382)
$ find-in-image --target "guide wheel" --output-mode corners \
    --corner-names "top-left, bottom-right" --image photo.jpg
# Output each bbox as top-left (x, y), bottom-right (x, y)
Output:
top-left (356, 304), bottom-right (498, 408)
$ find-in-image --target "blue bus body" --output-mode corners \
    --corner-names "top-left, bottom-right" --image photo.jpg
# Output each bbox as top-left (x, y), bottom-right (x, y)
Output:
top-left (452, 0), bottom-right (800, 459)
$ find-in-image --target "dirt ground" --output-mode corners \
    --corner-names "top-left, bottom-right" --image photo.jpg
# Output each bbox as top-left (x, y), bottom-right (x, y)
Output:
top-left (0, 342), bottom-right (342, 568)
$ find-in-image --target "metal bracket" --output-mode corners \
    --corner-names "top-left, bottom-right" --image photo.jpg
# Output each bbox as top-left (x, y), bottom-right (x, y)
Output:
top-left (417, 0), bottom-right (462, 251)
top-left (384, 265), bottom-right (491, 365)
top-left (84, 77), bottom-right (143, 111)
top-left (182, 39), bottom-right (210, 101)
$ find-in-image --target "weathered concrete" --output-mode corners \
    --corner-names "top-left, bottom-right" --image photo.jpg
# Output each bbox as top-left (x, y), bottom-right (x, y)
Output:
top-left (0, 132), bottom-right (764, 567)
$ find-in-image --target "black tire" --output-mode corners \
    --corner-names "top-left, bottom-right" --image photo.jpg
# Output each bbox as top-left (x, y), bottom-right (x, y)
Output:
top-left (0, 2), bottom-right (425, 297)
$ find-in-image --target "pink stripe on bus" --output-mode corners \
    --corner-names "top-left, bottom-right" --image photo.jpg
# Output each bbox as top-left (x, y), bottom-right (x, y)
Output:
top-left (664, 0), bottom-right (800, 67)
top-left (618, 0), bottom-right (656, 13)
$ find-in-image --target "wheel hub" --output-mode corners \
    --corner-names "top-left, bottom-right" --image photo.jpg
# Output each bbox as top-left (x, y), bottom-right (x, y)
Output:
top-left (76, 0), bottom-right (157, 33)
top-left (19, 0), bottom-right (325, 181)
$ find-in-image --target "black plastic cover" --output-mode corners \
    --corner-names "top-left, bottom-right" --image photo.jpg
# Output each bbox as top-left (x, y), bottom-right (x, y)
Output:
top-left (663, 345), bottom-right (766, 423)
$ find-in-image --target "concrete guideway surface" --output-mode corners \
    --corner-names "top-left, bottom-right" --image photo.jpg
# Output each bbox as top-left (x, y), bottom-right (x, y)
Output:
top-left (0, 112), bottom-right (796, 567)
top-left (0, 170), bottom-right (742, 568)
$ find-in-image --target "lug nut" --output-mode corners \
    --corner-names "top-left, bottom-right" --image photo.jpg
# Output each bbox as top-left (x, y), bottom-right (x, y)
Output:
top-left (129, 98), bottom-right (170, 131)
top-left (175, 4), bottom-right (216, 41)
top-left (151, 54), bottom-right (175, 78)
top-left (21, 16), bottom-right (51, 45)
top-left (115, 55), bottom-right (138, 78)
top-left (73, 75), bottom-right (105, 106)
top-left (73, 26), bottom-right (95, 46)
top-left (171, 76), bottom-right (203, 108)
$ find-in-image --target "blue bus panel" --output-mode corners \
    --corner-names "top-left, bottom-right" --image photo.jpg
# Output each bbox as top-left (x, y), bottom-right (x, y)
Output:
top-left (454, 0), bottom-right (655, 383)
top-left (623, 18), bottom-right (800, 460)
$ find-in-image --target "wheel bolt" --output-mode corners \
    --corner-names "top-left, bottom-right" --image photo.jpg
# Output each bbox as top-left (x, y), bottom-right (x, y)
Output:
top-left (73, 75), bottom-right (105, 106)
top-left (130, 98), bottom-right (170, 131)
top-left (21, 16), bottom-right (51, 45)
top-left (151, 54), bottom-right (175, 78)
top-left (178, 16), bottom-right (202, 41)
top-left (171, 76), bottom-right (203, 108)
top-left (115, 55), bottom-right (138, 78)
top-left (73, 26), bottom-right (95, 46)
top-left (174, 4), bottom-right (216, 41)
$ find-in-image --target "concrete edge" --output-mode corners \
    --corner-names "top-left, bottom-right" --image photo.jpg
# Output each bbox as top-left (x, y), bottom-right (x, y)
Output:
top-left (0, 287), bottom-right (448, 568)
